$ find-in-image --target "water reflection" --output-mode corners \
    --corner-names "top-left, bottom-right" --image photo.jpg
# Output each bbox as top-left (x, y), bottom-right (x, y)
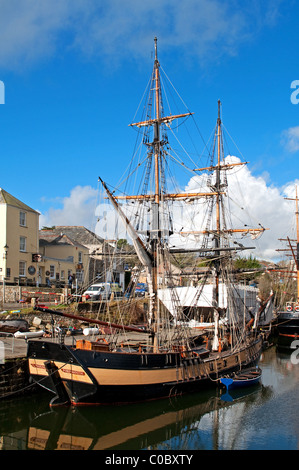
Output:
top-left (0, 346), bottom-right (298, 450)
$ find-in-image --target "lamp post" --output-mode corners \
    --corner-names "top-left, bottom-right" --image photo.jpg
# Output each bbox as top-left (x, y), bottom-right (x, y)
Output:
top-left (2, 244), bottom-right (8, 304)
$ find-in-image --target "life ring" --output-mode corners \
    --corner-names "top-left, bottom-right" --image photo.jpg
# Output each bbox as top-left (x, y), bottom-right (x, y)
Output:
top-left (96, 337), bottom-right (109, 344)
top-left (295, 305), bottom-right (299, 312)
top-left (286, 305), bottom-right (292, 312)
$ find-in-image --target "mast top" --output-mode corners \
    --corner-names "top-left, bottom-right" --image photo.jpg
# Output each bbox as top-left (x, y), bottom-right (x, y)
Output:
top-left (154, 37), bottom-right (158, 62)
top-left (217, 99), bottom-right (221, 125)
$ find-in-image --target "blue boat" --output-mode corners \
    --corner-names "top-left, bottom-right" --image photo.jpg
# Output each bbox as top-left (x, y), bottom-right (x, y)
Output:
top-left (220, 367), bottom-right (262, 391)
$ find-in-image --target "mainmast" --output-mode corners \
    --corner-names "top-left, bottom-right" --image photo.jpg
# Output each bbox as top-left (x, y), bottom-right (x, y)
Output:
top-left (212, 100), bottom-right (223, 350)
top-left (151, 37), bottom-right (161, 349)
top-left (154, 37), bottom-right (160, 205)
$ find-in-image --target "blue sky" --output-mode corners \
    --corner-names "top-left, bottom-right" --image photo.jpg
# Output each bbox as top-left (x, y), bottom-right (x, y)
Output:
top-left (0, 0), bottom-right (299, 259)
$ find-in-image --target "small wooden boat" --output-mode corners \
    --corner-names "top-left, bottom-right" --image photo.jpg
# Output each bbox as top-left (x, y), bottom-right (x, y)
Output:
top-left (220, 367), bottom-right (262, 391)
top-left (0, 319), bottom-right (29, 334)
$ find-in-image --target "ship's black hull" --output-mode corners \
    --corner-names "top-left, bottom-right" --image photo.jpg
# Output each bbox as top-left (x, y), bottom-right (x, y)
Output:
top-left (276, 310), bottom-right (299, 349)
top-left (27, 336), bottom-right (262, 406)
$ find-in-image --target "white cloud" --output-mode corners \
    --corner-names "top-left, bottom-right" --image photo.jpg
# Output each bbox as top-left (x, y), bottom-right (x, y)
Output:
top-left (281, 126), bottom-right (299, 153)
top-left (0, 0), bottom-right (283, 70)
top-left (39, 185), bottom-right (98, 229)
top-left (40, 159), bottom-right (299, 261)
top-left (169, 155), bottom-right (296, 261)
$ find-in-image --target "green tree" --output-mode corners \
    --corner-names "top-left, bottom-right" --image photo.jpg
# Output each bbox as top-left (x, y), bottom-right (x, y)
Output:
top-left (234, 255), bottom-right (261, 270)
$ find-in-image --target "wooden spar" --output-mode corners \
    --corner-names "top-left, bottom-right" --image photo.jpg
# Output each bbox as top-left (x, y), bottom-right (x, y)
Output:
top-left (98, 177), bottom-right (153, 269)
top-left (277, 248), bottom-right (296, 251)
top-left (129, 112), bottom-right (194, 128)
top-left (34, 306), bottom-right (149, 334)
top-left (170, 246), bottom-right (256, 253)
top-left (194, 162), bottom-right (248, 172)
top-left (268, 269), bottom-right (297, 274)
top-left (180, 228), bottom-right (268, 235)
top-left (113, 191), bottom-right (224, 200)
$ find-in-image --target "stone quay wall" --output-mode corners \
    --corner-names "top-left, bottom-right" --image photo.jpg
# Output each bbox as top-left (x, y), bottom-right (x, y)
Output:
top-left (0, 285), bottom-right (70, 306)
top-left (0, 357), bottom-right (31, 399)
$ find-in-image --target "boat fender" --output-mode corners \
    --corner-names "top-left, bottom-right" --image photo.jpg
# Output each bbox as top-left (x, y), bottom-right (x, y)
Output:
top-left (220, 377), bottom-right (234, 388)
top-left (83, 327), bottom-right (99, 336)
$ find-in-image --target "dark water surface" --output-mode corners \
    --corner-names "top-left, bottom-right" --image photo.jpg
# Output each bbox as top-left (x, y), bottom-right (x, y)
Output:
top-left (0, 345), bottom-right (298, 451)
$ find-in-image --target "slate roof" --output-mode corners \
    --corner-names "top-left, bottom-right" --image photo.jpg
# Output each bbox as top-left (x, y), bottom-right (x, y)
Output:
top-left (39, 226), bottom-right (104, 248)
top-left (39, 233), bottom-right (87, 249)
top-left (0, 187), bottom-right (39, 213)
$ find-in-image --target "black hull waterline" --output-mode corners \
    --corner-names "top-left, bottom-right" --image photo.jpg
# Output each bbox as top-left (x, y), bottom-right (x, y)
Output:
top-left (27, 336), bottom-right (262, 406)
top-left (276, 310), bottom-right (299, 349)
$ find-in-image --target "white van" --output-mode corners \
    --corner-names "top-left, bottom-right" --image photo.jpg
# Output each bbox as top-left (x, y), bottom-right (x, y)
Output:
top-left (83, 283), bottom-right (111, 301)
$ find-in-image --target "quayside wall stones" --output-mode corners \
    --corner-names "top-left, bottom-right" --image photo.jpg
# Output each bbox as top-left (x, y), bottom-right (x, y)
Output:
top-left (0, 357), bottom-right (32, 399)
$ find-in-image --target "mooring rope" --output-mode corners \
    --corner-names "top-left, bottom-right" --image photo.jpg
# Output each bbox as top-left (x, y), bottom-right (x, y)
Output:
top-left (0, 360), bottom-right (69, 401)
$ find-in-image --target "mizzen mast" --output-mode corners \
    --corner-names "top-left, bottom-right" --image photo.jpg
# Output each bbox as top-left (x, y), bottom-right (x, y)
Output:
top-left (277, 185), bottom-right (299, 302)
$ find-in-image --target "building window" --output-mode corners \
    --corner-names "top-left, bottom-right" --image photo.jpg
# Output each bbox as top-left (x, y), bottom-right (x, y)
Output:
top-left (61, 270), bottom-right (65, 280)
top-left (6, 268), bottom-right (11, 278)
top-left (19, 261), bottom-right (26, 277)
top-left (19, 211), bottom-right (26, 227)
top-left (78, 251), bottom-right (83, 263)
top-left (20, 236), bottom-right (27, 252)
top-left (50, 265), bottom-right (55, 278)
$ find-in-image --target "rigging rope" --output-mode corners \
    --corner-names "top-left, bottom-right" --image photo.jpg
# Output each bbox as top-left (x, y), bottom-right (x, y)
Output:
top-left (0, 360), bottom-right (70, 401)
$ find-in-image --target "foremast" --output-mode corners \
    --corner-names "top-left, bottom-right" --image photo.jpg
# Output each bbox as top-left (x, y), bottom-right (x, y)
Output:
top-left (100, 38), bottom-right (193, 351)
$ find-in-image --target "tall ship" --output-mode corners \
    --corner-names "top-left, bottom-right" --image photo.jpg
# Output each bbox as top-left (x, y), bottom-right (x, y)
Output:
top-left (274, 187), bottom-right (299, 349)
top-left (27, 38), bottom-right (266, 406)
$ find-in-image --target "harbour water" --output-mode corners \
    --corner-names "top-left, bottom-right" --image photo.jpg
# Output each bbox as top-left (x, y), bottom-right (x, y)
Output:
top-left (0, 344), bottom-right (298, 451)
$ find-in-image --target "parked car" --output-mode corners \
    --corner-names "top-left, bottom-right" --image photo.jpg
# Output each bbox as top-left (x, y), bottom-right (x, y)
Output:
top-left (83, 283), bottom-right (112, 300)
top-left (135, 283), bottom-right (148, 297)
